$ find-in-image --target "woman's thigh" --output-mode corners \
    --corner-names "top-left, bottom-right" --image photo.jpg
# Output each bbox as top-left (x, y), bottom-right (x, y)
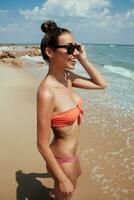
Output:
top-left (59, 155), bottom-right (82, 184)
top-left (60, 162), bottom-right (78, 186)
top-left (75, 155), bottom-right (82, 178)
top-left (46, 156), bottom-right (81, 186)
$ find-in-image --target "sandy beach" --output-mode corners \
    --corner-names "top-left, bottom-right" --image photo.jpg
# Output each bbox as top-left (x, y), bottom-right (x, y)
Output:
top-left (0, 55), bottom-right (134, 200)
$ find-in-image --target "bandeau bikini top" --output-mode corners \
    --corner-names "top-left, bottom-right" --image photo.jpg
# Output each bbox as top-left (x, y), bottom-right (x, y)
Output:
top-left (51, 98), bottom-right (84, 128)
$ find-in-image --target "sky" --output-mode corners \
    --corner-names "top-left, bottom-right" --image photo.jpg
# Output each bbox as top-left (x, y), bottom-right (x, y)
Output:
top-left (0, 0), bottom-right (134, 44)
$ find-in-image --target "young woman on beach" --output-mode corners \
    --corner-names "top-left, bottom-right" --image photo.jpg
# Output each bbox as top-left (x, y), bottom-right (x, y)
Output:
top-left (37, 20), bottom-right (108, 200)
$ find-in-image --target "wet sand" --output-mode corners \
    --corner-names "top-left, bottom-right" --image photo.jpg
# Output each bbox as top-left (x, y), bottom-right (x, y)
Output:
top-left (0, 63), bottom-right (134, 200)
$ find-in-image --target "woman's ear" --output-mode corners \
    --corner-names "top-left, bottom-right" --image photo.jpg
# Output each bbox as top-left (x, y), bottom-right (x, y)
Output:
top-left (45, 47), bottom-right (54, 59)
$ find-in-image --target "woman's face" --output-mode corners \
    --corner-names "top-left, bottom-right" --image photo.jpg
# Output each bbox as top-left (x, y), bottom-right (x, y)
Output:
top-left (52, 32), bottom-right (80, 70)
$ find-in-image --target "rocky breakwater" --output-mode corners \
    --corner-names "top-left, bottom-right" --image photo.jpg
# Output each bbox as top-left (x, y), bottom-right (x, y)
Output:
top-left (0, 46), bottom-right (42, 67)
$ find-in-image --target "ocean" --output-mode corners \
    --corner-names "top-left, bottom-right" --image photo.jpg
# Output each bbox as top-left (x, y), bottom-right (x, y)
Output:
top-left (84, 44), bottom-right (134, 113)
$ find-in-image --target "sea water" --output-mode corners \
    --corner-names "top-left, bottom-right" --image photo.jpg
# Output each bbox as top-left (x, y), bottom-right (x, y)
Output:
top-left (84, 44), bottom-right (134, 113)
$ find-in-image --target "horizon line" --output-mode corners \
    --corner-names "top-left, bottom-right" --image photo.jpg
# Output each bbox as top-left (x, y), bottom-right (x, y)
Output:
top-left (0, 42), bottom-right (134, 46)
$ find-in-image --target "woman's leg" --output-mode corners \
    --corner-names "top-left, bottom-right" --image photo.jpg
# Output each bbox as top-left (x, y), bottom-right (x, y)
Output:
top-left (46, 155), bottom-right (81, 200)
top-left (53, 158), bottom-right (79, 200)
top-left (75, 155), bottom-right (82, 178)
top-left (54, 179), bottom-right (72, 200)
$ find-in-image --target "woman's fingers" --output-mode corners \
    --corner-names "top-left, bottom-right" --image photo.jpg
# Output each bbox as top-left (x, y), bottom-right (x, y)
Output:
top-left (64, 191), bottom-right (74, 198)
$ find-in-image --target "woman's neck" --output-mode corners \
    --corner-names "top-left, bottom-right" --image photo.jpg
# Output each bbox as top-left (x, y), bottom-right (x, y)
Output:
top-left (47, 64), bottom-right (66, 83)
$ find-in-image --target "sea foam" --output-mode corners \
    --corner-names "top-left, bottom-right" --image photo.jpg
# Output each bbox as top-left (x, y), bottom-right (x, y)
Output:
top-left (21, 55), bottom-right (43, 62)
top-left (103, 65), bottom-right (134, 80)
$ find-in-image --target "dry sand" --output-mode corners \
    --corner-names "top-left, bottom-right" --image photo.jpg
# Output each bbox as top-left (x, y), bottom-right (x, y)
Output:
top-left (0, 63), bottom-right (133, 200)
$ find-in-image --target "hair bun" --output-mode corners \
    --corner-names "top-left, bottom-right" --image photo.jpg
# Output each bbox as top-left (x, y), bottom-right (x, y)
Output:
top-left (41, 20), bottom-right (58, 33)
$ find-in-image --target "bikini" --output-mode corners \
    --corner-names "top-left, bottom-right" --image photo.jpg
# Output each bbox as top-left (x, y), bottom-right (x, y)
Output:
top-left (51, 97), bottom-right (83, 128)
top-left (51, 97), bottom-right (84, 164)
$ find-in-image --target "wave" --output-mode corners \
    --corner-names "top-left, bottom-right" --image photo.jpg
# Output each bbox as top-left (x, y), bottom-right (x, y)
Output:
top-left (0, 46), bottom-right (15, 51)
top-left (110, 44), bottom-right (116, 47)
top-left (21, 55), bottom-right (43, 62)
top-left (103, 65), bottom-right (134, 80)
top-left (0, 46), bottom-right (25, 51)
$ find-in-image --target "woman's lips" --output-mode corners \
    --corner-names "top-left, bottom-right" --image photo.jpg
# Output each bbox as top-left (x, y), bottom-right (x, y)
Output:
top-left (70, 59), bottom-right (76, 64)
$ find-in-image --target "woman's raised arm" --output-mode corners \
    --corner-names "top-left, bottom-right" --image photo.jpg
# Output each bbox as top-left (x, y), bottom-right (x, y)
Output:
top-left (66, 45), bottom-right (108, 90)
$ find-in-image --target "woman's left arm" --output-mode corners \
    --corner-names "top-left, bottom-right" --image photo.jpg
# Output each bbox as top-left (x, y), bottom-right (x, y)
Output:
top-left (68, 45), bottom-right (108, 90)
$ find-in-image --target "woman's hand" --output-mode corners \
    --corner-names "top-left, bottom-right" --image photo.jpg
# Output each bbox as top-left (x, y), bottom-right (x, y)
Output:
top-left (77, 44), bottom-right (88, 63)
top-left (59, 178), bottom-right (74, 197)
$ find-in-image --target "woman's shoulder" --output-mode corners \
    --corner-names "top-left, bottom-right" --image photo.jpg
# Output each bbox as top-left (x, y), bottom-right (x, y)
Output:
top-left (38, 75), bottom-right (55, 90)
top-left (37, 80), bottom-right (55, 102)
top-left (37, 84), bottom-right (55, 116)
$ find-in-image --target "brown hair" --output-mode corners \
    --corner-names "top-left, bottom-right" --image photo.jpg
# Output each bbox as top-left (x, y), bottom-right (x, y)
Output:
top-left (40, 20), bottom-right (70, 62)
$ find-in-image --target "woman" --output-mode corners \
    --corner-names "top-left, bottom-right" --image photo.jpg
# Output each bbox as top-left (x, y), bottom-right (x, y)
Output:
top-left (37, 20), bottom-right (108, 200)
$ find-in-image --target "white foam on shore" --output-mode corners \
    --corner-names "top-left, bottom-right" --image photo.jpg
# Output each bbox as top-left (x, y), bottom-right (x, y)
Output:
top-left (21, 55), bottom-right (43, 62)
top-left (0, 46), bottom-right (15, 51)
top-left (0, 46), bottom-right (25, 51)
top-left (110, 44), bottom-right (116, 47)
top-left (103, 65), bottom-right (134, 80)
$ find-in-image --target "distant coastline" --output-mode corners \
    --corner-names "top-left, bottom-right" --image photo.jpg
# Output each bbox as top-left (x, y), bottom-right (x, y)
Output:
top-left (0, 43), bottom-right (134, 46)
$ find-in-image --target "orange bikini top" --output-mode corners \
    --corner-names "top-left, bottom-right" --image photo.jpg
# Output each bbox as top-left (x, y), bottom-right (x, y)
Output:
top-left (51, 98), bottom-right (84, 128)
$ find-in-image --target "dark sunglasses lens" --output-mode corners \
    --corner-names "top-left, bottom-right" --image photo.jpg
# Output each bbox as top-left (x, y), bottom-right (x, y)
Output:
top-left (67, 45), bottom-right (75, 54)
top-left (66, 44), bottom-right (81, 54)
top-left (76, 45), bottom-right (81, 51)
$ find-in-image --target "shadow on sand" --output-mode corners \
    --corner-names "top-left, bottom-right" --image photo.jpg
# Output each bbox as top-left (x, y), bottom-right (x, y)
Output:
top-left (15, 170), bottom-right (54, 200)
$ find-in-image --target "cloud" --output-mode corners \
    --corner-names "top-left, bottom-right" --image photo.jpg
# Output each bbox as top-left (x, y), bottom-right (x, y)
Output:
top-left (0, 21), bottom-right (41, 43)
top-left (19, 0), bottom-right (134, 31)
top-left (94, 9), bottom-right (134, 30)
top-left (1, 0), bottom-right (134, 44)
top-left (0, 21), bottom-right (39, 33)
top-left (0, 9), bottom-right (8, 17)
top-left (19, 0), bottom-right (111, 19)
top-left (0, 24), bottom-right (19, 32)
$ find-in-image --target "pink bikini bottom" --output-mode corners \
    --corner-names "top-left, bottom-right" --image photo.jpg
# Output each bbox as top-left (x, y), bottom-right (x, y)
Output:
top-left (46, 155), bottom-right (77, 177)
top-left (55, 155), bottom-right (76, 164)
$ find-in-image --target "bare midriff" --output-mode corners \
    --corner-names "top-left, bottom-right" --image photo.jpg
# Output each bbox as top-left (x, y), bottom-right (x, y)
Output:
top-left (49, 120), bottom-right (80, 159)
top-left (45, 75), bottom-right (83, 159)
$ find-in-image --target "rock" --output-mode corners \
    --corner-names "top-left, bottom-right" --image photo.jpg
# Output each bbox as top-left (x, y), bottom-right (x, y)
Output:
top-left (0, 46), bottom-right (42, 68)
top-left (0, 51), bottom-right (16, 59)
top-left (37, 61), bottom-right (45, 65)
top-left (1, 58), bottom-right (26, 67)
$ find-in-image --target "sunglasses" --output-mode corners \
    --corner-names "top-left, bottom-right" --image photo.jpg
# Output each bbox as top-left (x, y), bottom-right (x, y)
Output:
top-left (54, 43), bottom-right (81, 55)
